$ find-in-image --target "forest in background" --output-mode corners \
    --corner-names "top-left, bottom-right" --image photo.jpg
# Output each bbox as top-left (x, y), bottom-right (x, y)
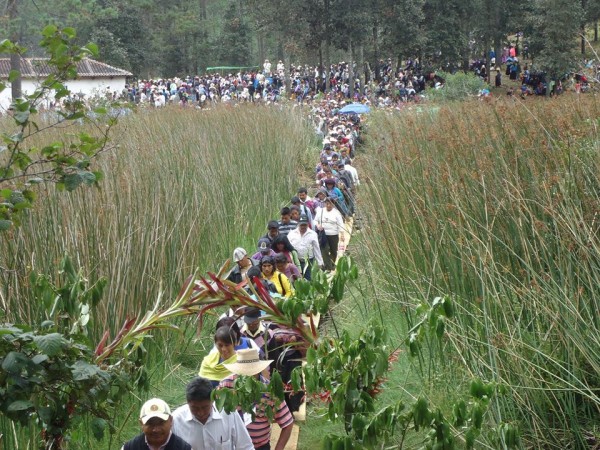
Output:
top-left (1, 0), bottom-right (600, 80)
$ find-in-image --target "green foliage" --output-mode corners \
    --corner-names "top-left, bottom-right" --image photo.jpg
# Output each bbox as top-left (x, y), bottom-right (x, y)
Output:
top-left (425, 72), bottom-right (488, 103)
top-left (0, 26), bottom-right (118, 232)
top-left (306, 321), bottom-right (510, 449)
top-left (525, 0), bottom-right (585, 79)
top-left (0, 255), bottom-right (137, 449)
top-left (214, 2), bottom-right (253, 67)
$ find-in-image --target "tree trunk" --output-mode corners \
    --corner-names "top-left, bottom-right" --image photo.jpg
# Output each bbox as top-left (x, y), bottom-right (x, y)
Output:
top-left (348, 39), bottom-right (354, 98)
top-left (372, 23), bottom-right (379, 81)
top-left (358, 44), bottom-right (365, 96)
top-left (199, 0), bottom-right (207, 20)
top-left (283, 45), bottom-right (291, 94)
top-left (258, 34), bottom-right (266, 64)
top-left (324, 0), bottom-right (331, 91)
top-left (319, 46), bottom-right (324, 93)
top-left (8, 0), bottom-right (22, 102)
top-left (595, 20), bottom-right (598, 41)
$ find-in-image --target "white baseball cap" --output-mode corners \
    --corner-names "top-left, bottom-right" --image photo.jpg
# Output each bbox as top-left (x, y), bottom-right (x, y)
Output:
top-left (139, 398), bottom-right (171, 424)
top-left (233, 247), bottom-right (247, 262)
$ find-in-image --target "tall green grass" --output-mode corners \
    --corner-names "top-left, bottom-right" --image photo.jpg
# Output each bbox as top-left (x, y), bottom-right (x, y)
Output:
top-left (1, 104), bottom-right (314, 330)
top-left (360, 95), bottom-right (600, 448)
top-left (0, 104), bottom-right (315, 448)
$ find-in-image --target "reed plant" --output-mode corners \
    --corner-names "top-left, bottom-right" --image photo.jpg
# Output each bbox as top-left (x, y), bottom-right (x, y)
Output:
top-left (1, 104), bottom-right (313, 331)
top-left (0, 103), bottom-right (315, 447)
top-left (359, 95), bottom-right (600, 448)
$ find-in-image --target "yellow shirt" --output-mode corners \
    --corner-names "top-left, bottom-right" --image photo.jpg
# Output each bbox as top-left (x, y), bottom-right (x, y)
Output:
top-left (266, 271), bottom-right (294, 298)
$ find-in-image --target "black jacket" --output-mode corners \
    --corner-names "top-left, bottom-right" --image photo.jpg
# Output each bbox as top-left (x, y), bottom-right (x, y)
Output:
top-left (226, 259), bottom-right (259, 284)
top-left (123, 433), bottom-right (192, 450)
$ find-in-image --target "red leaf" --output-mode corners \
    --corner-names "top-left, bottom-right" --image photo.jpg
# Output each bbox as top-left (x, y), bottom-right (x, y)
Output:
top-left (94, 330), bottom-right (110, 356)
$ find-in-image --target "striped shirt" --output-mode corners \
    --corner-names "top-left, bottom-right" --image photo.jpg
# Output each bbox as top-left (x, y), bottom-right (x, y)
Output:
top-left (277, 220), bottom-right (298, 236)
top-left (219, 375), bottom-right (294, 448)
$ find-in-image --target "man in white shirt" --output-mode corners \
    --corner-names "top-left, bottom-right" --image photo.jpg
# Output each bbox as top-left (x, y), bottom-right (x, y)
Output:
top-left (172, 377), bottom-right (254, 450)
top-left (287, 216), bottom-right (323, 280)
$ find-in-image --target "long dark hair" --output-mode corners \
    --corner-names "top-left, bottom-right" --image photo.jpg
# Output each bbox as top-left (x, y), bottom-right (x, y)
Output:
top-left (271, 234), bottom-right (295, 253)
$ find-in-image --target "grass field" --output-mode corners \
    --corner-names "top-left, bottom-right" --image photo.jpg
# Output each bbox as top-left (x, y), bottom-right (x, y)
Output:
top-left (358, 94), bottom-right (600, 448)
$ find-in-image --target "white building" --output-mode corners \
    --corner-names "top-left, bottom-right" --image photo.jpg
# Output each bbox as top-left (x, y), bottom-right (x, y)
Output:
top-left (0, 57), bottom-right (132, 112)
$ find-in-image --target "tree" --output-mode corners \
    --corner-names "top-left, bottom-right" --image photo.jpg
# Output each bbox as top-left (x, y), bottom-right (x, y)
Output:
top-left (421, 0), bottom-right (474, 71)
top-left (214, 1), bottom-right (252, 67)
top-left (526, 0), bottom-right (584, 79)
top-left (0, 26), bottom-right (118, 231)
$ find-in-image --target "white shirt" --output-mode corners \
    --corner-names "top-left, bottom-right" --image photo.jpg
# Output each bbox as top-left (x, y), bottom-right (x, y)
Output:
top-left (288, 227), bottom-right (324, 266)
top-left (315, 207), bottom-right (345, 236)
top-left (344, 164), bottom-right (359, 186)
top-left (171, 404), bottom-right (253, 450)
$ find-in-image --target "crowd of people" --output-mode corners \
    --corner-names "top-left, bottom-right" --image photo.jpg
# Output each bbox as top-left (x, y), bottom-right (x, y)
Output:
top-left (114, 57), bottom-right (443, 110)
top-left (121, 96), bottom-right (363, 450)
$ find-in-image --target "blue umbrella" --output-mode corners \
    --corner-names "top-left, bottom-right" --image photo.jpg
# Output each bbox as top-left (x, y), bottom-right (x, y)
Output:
top-left (338, 103), bottom-right (371, 114)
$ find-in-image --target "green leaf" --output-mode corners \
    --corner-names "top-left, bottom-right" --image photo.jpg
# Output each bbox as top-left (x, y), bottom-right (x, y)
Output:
top-left (8, 70), bottom-right (20, 82)
top-left (32, 354), bottom-right (49, 364)
top-left (13, 110), bottom-right (30, 125)
top-left (70, 360), bottom-right (101, 381)
top-left (307, 347), bottom-right (317, 364)
top-left (63, 28), bottom-right (76, 39)
top-left (33, 333), bottom-right (66, 356)
top-left (22, 190), bottom-right (36, 202)
top-left (92, 171), bottom-right (104, 183)
top-left (42, 25), bottom-right (58, 37)
top-left (270, 371), bottom-right (285, 401)
top-left (63, 173), bottom-right (83, 191)
top-left (7, 400), bottom-right (34, 412)
top-left (0, 220), bottom-right (12, 231)
top-left (80, 171), bottom-right (97, 186)
top-left (84, 43), bottom-right (99, 57)
top-left (91, 417), bottom-right (107, 440)
top-left (1, 351), bottom-right (30, 374)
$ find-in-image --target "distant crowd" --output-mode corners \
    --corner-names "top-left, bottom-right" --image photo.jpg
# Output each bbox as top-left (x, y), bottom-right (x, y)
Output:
top-left (115, 57), bottom-right (444, 110)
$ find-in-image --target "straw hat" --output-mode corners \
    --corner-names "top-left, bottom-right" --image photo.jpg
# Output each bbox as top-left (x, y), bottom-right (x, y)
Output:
top-left (223, 348), bottom-right (273, 376)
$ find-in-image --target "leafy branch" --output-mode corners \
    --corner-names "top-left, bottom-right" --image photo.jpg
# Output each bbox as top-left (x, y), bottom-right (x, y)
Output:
top-left (0, 25), bottom-right (122, 231)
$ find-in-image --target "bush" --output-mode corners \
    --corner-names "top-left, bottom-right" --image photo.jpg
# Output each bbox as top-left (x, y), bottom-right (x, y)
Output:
top-left (426, 71), bottom-right (488, 102)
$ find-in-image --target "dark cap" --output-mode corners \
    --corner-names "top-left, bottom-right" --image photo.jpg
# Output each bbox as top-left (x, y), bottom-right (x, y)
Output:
top-left (243, 307), bottom-right (262, 324)
top-left (291, 196), bottom-right (300, 204)
top-left (257, 238), bottom-right (271, 252)
top-left (299, 216), bottom-right (309, 224)
top-left (267, 220), bottom-right (280, 230)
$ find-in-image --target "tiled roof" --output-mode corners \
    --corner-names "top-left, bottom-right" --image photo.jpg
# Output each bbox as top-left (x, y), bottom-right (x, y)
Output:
top-left (0, 57), bottom-right (132, 78)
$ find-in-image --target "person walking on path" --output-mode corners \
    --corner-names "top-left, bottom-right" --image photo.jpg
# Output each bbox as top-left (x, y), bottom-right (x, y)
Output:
top-left (315, 198), bottom-right (347, 271)
top-left (172, 377), bottom-right (253, 450)
top-left (220, 348), bottom-right (294, 450)
top-left (259, 256), bottom-right (294, 298)
top-left (122, 398), bottom-right (193, 450)
top-left (287, 216), bottom-right (323, 280)
top-left (227, 247), bottom-right (258, 284)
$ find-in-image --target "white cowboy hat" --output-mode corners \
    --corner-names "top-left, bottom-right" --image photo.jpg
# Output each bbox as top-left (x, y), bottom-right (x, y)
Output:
top-left (223, 348), bottom-right (273, 376)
